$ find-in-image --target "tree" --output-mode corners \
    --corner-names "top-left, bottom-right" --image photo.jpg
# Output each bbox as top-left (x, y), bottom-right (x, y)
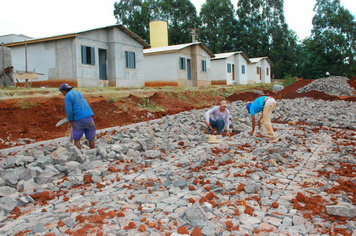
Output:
top-left (160, 0), bottom-right (201, 45)
top-left (113, 0), bottom-right (200, 45)
top-left (236, 0), bottom-right (268, 57)
top-left (199, 0), bottom-right (238, 53)
top-left (113, 0), bottom-right (151, 42)
top-left (296, 38), bottom-right (328, 79)
top-left (308, 0), bottom-right (356, 78)
top-left (236, 0), bottom-right (298, 79)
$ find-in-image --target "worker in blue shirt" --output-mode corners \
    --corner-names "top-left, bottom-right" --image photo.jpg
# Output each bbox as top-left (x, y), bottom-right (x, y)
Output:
top-left (246, 96), bottom-right (277, 140)
top-left (59, 83), bottom-right (96, 149)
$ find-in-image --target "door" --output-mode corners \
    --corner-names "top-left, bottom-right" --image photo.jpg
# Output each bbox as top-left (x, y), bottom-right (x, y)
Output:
top-left (232, 64), bottom-right (235, 81)
top-left (98, 49), bottom-right (107, 80)
top-left (187, 59), bottom-right (192, 80)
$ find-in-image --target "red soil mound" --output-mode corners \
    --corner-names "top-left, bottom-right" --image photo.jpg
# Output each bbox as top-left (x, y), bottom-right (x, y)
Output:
top-left (348, 76), bottom-right (356, 90)
top-left (226, 92), bottom-right (262, 102)
top-left (277, 79), bottom-right (314, 97)
top-left (0, 91), bottom-right (224, 150)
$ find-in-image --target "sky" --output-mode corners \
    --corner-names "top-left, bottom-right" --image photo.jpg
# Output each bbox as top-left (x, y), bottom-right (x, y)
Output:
top-left (0, 0), bottom-right (355, 41)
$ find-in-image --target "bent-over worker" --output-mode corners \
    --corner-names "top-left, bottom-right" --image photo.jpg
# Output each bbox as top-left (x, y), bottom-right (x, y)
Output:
top-left (246, 96), bottom-right (277, 139)
top-left (59, 83), bottom-right (96, 149)
top-left (205, 100), bottom-right (230, 136)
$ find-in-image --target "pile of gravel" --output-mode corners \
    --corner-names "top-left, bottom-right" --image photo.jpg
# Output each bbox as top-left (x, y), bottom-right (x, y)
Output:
top-left (297, 76), bottom-right (355, 96)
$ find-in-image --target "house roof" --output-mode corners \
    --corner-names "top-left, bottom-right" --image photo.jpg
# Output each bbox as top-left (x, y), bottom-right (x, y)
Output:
top-left (143, 42), bottom-right (215, 58)
top-left (249, 57), bottom-right (273, 66)
top-left (212, 51), bottom-right (250, 62)
top-left (4, 25), bottom-right (150, 48)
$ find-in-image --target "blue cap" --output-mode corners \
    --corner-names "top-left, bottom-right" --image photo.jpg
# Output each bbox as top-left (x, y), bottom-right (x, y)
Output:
top-left (246, 103), bottom-right (251, 114)
top-left (59, 83), bottom-right (73, 91)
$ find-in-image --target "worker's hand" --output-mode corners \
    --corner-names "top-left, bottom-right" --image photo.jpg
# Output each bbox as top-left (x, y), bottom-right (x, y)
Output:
top-left (226, 130), bottom-right (230, 137)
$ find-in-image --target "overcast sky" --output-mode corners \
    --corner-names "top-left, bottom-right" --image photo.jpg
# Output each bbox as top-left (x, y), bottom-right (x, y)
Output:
top-left (0, 0), bottom-right (355, 41)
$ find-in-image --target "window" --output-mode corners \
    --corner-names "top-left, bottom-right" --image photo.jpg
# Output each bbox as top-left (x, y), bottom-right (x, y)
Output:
top-left (256, 67), bottom-right (260, 74)
top-left (125, 51), bottom-right (136, 69)
top-left (242, 65), bottom-right (245, 74)
top-left (179, 57), bottom-right (186, 70)
top-left (266, 67), bottom-right (269, 75)
top-left (227, 63), bottom-right (231, 73)
top-left (81, 46), bottom-right (95, 65)
top-left (202, 60), bottom-right (207, 72)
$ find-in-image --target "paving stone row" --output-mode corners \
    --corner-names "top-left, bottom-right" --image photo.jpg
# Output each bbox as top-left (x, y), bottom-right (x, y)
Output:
top-left (0, 98), bottom-right (355, 235)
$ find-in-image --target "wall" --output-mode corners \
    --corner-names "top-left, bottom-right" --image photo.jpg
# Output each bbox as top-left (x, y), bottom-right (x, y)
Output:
top-left (75, 27), bottom-right (145, 87)
top-left (235, 54), bottom-right (248, 85)
top-left (108, 27), bottom-right (145, 87)
top-left (211, 57), bottom-right (233, 85)
top-left (211, 59), bottom-right (225, 82)
top-left (0, 46), bottom-right (13, 86)
top-left (10, 38), bottom-right (76, 84)
top-left (0, 46), bottom-right (12, 73)
top-left (144, 44), bottom-right (212, 87)
top-left (144, 53), bottom-right (178, 84)
top-left (194, 45), bottom-right (211, 87)
top-left (260, 59), bottom-right (271, 83)
top-left (75, 29), bottom-right (108, 87)
top-left (247, 62), bottom-right (262, 83)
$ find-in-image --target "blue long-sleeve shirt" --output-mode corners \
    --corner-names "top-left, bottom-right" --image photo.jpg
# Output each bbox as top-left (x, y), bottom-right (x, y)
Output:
top-left (64, 90), bottom-right (94, 121)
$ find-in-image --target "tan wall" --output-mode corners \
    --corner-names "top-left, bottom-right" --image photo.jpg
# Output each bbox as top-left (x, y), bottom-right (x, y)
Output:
top-left (197, 80), bottom-right (211, 87)
top-left (178, 79), bottom-right (193, 86)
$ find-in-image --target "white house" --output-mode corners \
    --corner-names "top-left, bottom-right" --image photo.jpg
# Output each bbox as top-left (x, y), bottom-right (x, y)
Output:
top-left (4, 25), bottom-right (150, 87)
top-left (211, 51), bottom-right (250, 85)
top-left (143, 42), bottom-right (215, 87)
top-left (247, 57), bottom-right (273, 83)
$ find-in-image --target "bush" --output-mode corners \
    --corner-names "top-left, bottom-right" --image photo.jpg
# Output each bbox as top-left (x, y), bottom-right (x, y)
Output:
top-left (283, 74), bottom-right (297, 87)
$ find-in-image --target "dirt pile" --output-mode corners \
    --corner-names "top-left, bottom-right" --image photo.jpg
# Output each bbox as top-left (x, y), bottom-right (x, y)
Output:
top-left (226, 92), bottom-right (262, 102)
top-left (348, 76), bottom-right (356, 90)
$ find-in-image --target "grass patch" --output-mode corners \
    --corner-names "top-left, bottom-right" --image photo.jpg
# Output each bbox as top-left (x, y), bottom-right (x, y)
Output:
top-left (0, 82), bottom-right (277, 101)
top-left (283, 75), bottom-right (297, 87)
top-left (136, 98), bottom-right (165, 112)
top-left (107, 98), bottom-right (118, 103)
top-left (19, 101), bottom-right (37, 109)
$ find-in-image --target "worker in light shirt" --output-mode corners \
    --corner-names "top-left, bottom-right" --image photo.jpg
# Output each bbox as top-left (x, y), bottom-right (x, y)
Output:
top-left (246, 96), bottom-right (277, 140)
top-left (205, 100), bottom-right (230, 136)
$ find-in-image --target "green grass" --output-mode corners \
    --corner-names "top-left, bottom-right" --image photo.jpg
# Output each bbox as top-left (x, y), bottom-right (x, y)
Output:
top-left (19, 101), bottom-right (37, 109)
top-left (136, 98), bottom-right (165, 112)
top-left (0, 81), bottom-right (283, 101)
top-left (283, 75), bottom-right (297, 87)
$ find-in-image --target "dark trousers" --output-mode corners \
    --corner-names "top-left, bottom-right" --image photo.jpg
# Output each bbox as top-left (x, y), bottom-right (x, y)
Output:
top-left (208, 118), bottom-right (225, 134)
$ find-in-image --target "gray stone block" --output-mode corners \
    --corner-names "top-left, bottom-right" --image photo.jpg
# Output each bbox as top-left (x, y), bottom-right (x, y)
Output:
top-left (272, 84), bottom-right (284, 92)
top-left (326, 203), bottom-right (356, 218)
top-left (0, 186), bottom-right (16, 197)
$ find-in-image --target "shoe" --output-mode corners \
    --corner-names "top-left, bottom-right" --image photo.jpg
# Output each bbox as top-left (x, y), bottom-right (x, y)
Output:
top-left (208, 130), bottom-right (212, 134)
